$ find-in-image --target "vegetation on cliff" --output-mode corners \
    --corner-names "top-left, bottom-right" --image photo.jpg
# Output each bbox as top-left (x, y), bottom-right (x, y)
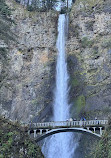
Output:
top-left (0, 0), bottom-right (14, 43)
top-left (15, 0), bottom-right (63, 11)
top-left (0, 0), bottom-right (15, 89)
top-left (74, 0), bottom-right (105, 14)
top-left (0, 116), bottom-right (44, 158)
top-left (68, 0), bottom-right (111, 156)
top-left (89, 120), bottom-right (111, 158)
top-left (68, 0), bottom-right (111, 119)
top-left (0, 0), bottom-right (11, 16)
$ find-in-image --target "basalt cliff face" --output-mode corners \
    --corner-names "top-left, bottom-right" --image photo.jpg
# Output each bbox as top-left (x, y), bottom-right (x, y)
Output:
top-left (0, 0), bottom-right (58, 122)
top-left (1, 0), bottom-right (111, 123)
top-left (1, 0), bottom-right (111, 157)
top-left (67, 0), bottom-right (111, 119)
top-left (67, 0), bottom-right (111, 157)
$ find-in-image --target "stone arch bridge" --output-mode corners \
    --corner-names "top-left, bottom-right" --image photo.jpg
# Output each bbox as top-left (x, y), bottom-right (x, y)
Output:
top-left (23, 120), bottom-right (108, 142)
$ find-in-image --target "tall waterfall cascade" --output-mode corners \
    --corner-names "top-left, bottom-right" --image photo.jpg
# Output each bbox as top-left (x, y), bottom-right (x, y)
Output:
top-left (42, 14), bottom-right (78, 158)
top-left (54, 14), bottom-right (69, 122)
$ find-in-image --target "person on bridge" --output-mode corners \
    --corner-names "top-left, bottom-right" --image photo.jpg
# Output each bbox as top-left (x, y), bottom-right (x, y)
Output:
top-left (69, 118), bottom-right (73, 121)
top-left (83, 117), bottom-right (86, 121)
top-left (80, 117), bottom-right (86, 121)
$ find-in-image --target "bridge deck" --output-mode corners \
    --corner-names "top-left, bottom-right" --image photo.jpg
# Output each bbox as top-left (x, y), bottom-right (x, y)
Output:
top-left (23, 120), bottom-right (108, 129)
top-left (26, 120), bottom-right (108, 141)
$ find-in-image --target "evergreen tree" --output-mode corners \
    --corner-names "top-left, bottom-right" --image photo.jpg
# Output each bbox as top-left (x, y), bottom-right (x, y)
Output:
top-left (15, 0), bottom-right (67, 11)
top-left (0, 0), bottom-right (11, 17)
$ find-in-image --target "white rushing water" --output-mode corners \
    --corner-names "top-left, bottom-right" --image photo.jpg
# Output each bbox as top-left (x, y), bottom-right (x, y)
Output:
top-left (43, 14), bottom-right (78, 158)
top-left (54, 14), bottom-right (69, 122)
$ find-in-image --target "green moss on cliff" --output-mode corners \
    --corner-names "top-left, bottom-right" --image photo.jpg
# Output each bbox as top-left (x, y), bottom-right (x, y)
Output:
top-left (72, 78), bottom-right (79, 87)
top-left (75, 95), bottom-right (86, 113)
top-left (71, 71), bottom-right (80, 87)
top-left (81, 37), bottom-right (94, 48)
top-left (90, 120), bottom-right (111, 158)
top-left (0, 117), bottom-right (44, 158)
top-left (101, 38), bottom-right (111, 49)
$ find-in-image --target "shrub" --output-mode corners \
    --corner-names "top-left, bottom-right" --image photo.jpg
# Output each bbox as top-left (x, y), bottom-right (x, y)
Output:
top-left (0, 0), bottom-right (11, 17)
top-left (101, 38), bottom-right (111, 49)
top-left (81, 37), bottom-right (94, 48)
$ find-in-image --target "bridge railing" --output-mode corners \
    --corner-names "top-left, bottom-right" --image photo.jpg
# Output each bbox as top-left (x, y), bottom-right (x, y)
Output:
top-left (26, 120), bottom-right (108, 129)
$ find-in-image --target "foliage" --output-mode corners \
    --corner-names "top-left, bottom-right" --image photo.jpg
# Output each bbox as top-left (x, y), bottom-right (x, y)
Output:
top-left (0, 48), bottom-right (7, 60)
top-left (101, 38), bottom-right (111, 49)
top-left (72, 78), bottom-right (79, 87)
top-left (0, 19), bottom-right (14, 43)
top-left (15, 0), bottom-right (68, 11)
top-left (81, 37), bottom-right (94, 48)
top-left (92, 46), bottom-right (98, 55)
top-left (16, 0), bottom-right (60, 11)
top-left (89, 120), bottom-right (111, 158)
top-left (0, 0), bottom-right (11, 17)
top-left (0, 116), bottom-right (44, 158)
top-left (75, 95), bottom-right (86, 113)
top-left (0, 0), bottom-right (15, 43)
top-left (0, 48), bottom-right (9, 88)
top-left (0, 0), bottom-right (15, 88)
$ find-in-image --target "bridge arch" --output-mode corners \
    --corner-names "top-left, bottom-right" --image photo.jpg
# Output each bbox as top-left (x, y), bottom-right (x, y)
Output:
top-left (34, 128), bottom-right (101, 142)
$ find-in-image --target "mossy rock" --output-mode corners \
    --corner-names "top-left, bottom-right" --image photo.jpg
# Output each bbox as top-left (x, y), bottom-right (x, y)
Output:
top-left (101, 38), bottom-right (111, 49)
top-left (81, 37), bottom-right (94, 48)
top-left (72, 78), bottom-right (79, 87)
top-left (75, 95), bottom-right (86, 114)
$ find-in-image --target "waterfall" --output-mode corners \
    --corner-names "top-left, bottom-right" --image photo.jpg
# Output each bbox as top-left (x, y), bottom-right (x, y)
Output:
top-left (54, 14), bottom-right (69, 122)
top-left (42, 14), bottom-right (78, 158)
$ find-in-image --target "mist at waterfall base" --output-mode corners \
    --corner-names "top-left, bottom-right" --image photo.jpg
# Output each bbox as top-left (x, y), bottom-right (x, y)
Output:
top-left (42, 14), bottom-right (78, 158)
